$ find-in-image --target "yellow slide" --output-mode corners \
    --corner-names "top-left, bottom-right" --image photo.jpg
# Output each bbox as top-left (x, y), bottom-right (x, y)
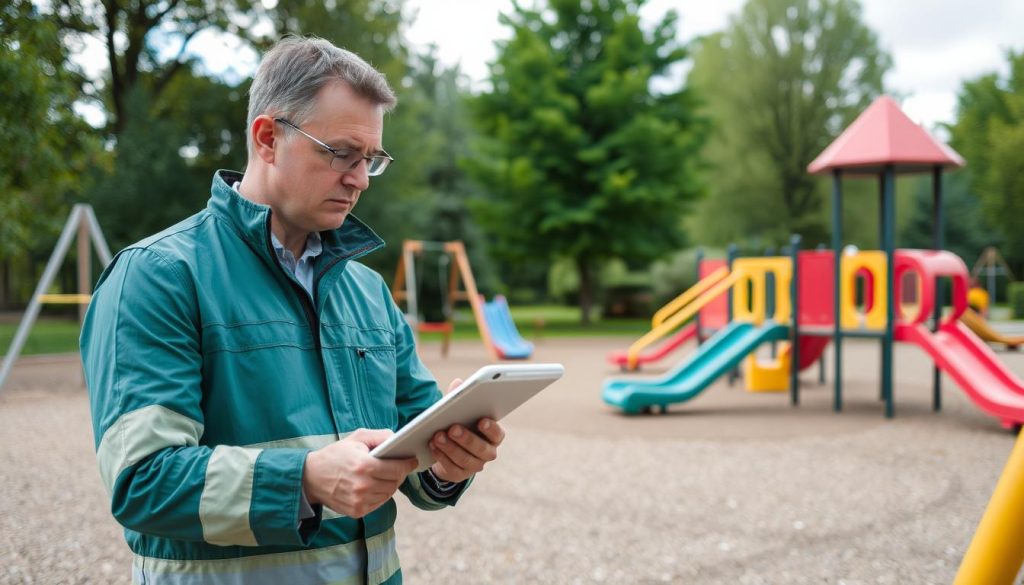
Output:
top-left (961, 308), bottom-right (1024, 350)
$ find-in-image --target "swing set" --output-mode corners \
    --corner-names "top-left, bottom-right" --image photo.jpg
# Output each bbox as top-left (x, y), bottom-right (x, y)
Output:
top-left (391, 240), bottom-right (533, 361)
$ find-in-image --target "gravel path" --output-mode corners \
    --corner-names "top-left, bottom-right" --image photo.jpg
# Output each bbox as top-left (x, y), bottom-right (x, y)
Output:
top-left (2, 338), bottom-right (1022, 584)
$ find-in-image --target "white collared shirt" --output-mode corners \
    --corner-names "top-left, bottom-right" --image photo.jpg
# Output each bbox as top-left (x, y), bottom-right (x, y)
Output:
top-left (231, 181), bottom-right (323, 297)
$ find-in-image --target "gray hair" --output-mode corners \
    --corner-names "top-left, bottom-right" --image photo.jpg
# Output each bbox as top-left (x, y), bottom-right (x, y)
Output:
top-left (246, 35), bottom-right (397, 158)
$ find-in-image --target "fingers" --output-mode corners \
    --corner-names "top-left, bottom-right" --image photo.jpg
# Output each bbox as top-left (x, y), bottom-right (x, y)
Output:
top-left (447, 378), bottom-right (463, 393)
top-left (347, 428), bottom-right (396, 449)
top-left (431, 425), bottom-right (495, 473)
top-left (368, 456), bottom-right (419, 481)
top-left (477, 418), bottom-right (505, 446)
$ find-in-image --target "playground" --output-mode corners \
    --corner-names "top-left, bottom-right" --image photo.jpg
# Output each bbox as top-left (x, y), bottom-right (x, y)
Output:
top-left (5, 3), bottom-right (1024, 580)
top-left (3, 94), bottom-right (1024, 584)
top-left (1, 333), bottom-right (1021, 583)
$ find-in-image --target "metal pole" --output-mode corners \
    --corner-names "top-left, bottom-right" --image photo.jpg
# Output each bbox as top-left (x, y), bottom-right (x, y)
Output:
top-left (77, 221), bottom-right (91, 326)
top-left (403, 245), bottom-right (419, 329)
top-left (932, 165), bottom-right (943, 411)
top-left (953, 429), bottom-right (1024, 584)
top-left (83, 206), bottom-right (113, 265)
top-left (790, 234), bottom-right (801, 406)
top-left (878, 172), bottom-right (886, 402)
top-left (727, 243), bottom-right (738, 387)
top-left (695, 247), bottom-right (704, 346)
top-left (882, 166), bottom-right (896, 418)
top-left (0, 207), bottom-right (85, 393)
top-left (832, 170), bottom-right (843, 412)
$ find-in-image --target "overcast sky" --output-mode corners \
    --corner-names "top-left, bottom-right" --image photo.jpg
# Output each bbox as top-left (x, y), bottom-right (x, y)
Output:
top-left (72, 0), bottom-right (1023, 132)
top-left (402, 0), bottom-right (1024, 131)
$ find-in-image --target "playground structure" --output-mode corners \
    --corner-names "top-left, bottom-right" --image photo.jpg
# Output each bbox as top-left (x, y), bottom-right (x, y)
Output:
top-left (960, 306), bottom-right (1024, 349)
top-left (603, 95), bottom-right (1024, 431)
top-left (391, 240), bottom-right (532, 361)
top-left (0, 204), bottom-right (111, 394)
top-left (602, 95), bottom-right (1024, 582)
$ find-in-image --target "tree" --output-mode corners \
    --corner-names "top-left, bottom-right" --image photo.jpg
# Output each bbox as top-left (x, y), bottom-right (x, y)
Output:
top-left (900, 172), bottom-right (997, 266)
top-left (0, 1), bottom-right (102, 303)
top-left (469, 0), bottom-right (708, 324)
top-left (688, 0), bottom-right (890, 247)
top-left (48, 0), bottom-right (260, 135)
top-left (949, 50), bottom-right (1024, 273)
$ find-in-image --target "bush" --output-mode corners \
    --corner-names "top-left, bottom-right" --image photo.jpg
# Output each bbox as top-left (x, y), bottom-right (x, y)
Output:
top-left (1009, 282), bottom-right (1024, 319)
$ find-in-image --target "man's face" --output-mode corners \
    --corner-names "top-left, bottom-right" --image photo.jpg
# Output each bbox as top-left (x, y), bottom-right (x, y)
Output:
top-left (269, 81), bottom-right (385, 233)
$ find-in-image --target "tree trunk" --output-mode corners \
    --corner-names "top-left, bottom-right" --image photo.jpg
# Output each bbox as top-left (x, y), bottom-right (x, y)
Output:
top-left (576, 255), bottom-right (593, 326)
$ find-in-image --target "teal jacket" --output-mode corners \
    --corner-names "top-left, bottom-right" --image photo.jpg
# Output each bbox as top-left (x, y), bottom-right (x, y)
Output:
top-left (81, 170), bottom-right (462, 584)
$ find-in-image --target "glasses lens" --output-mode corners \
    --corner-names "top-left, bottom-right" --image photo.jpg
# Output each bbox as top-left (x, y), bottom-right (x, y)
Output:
top-left (329, 154), bottom-right (356, 173)
top-left (366, 157), bottom-right (389, 176)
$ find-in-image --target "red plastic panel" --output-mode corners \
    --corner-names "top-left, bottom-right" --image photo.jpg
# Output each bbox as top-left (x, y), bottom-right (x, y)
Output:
top-left (698, 259), bottom-right (729, 329)
top-left (797, 251), bottom-right (835, 327)
top-left (893, 249), bottom-right (969, 326)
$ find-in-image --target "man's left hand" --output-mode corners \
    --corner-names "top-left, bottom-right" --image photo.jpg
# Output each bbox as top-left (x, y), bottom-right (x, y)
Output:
top-left (428, 378), bottom-right (505, 483)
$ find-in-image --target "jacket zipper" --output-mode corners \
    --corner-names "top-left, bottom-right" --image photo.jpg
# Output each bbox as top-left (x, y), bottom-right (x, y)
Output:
top-left (263, 220), bottom-right (334, 431)
top-left (264, 218), bottom-right (380, 430)
top-left (354, 347), bottom-right (372, 426)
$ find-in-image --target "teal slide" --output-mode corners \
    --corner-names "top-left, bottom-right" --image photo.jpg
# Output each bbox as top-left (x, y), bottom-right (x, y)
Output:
top-left (603, 320), bottom-right (789, 413)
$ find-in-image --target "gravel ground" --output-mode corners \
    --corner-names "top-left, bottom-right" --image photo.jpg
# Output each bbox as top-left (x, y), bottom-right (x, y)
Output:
top-left (2, 337), bottom-right (1023, 584)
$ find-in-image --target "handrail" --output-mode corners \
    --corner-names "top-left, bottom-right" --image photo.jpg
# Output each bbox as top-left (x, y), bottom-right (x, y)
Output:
top-left (627, 269), bottom-right (744, 369)
top-left (652, 266), bottom-right (729, 327)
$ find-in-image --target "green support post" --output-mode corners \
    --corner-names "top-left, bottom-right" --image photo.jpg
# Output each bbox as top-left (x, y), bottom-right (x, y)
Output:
top-left (932, 165), bottom-right (943, 411)
top-left (727, 243), bottom-right (738, 387)
top-left (695, 247), bottom-right (704, 346)
top-left (832, 170), bottom-right (843, 412)
top-left (790, 234), bottom-right (801, 406)
top-left (882, 166), bottom-right (896, 418)
top-left (879, 172), bottom-right (887, 403)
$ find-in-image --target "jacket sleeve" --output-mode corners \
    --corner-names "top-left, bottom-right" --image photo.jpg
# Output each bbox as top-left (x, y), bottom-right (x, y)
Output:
top-left (381, 278), bottom-right (472, 509)
top-left (81, 247), bottom-right (319, 547)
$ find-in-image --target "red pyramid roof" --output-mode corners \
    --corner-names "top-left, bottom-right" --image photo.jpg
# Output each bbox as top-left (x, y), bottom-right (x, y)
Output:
top-left (808, 95), bottom-right (964, 175)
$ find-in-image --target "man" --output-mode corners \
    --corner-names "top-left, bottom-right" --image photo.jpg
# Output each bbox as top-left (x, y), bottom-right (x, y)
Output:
top-left (81, 36), bottom-right (504, 585)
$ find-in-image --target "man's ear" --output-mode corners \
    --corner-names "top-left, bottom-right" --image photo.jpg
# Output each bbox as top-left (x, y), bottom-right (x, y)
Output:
top-left (251, 115), bottom-right (278, 164)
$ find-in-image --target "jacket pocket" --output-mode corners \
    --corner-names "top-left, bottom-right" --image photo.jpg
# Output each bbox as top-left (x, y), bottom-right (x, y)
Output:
top-left (354, 344), bottom-right (398, 429)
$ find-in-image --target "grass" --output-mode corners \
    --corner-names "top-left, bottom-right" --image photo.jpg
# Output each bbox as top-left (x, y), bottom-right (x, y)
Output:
top-left (419, 305), bottom-right (649, 341)
top-left (0, 317), bottom-right (82, 357)
top-left (0, 305), bottom-right (647, 357)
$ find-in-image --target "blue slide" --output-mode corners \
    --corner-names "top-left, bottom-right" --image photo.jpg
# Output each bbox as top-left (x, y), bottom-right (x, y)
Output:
top-left (603, 320), bottom-right (789, 413)
top-left (482, 295), bottom-right (534, 359)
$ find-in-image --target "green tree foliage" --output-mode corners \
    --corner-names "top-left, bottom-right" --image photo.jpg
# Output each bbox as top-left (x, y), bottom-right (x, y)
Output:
top-left (0, 1), bottom-right (101, 269)
top-left (52, 0), bottom-right (258, 134)
top-left (900, 172), bottom-right (996, 266)
top-left (688, 0), bottom-right (890, 247)
top-left (469, 0), bottom-right (707, 323)
top-left (949, 51), bottom-right (1024, 272)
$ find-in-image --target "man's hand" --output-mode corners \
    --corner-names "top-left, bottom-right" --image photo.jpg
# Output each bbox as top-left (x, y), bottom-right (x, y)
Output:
top-left (429, 379), bottom-right (506, 484)
top-left (302, 429), bottom-right (417, 519)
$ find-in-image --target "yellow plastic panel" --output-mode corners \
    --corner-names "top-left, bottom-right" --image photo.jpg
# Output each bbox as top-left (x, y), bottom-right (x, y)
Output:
top-left (840, 251), bottom-right (887, 331)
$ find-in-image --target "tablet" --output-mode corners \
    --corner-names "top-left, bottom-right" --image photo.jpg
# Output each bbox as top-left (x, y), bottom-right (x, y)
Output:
top-left (371, 363), bottom-right (565, 471)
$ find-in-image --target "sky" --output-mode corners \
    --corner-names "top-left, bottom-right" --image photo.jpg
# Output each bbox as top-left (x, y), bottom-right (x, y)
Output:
top-left (401, 0), bottom-right (1024, 132)
top-left (71, 0), bottom-right (1023, 132)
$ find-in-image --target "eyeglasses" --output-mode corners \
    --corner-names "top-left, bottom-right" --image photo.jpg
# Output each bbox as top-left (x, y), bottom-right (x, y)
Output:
top-left (273, 117), bottom-right (393, 176)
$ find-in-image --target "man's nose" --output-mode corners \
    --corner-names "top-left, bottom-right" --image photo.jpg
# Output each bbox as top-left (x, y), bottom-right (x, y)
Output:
top-left (341, 159), bottom-right (370, 191)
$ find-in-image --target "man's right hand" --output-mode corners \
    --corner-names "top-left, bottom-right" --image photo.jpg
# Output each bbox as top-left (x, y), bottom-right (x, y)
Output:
top-left (302, 429), bottom-right (418, 518)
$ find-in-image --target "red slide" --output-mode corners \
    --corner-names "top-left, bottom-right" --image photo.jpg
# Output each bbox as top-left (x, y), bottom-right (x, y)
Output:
top-left (607, 323), bottom-right (697, 370)
top-left (895, 321), bottom-right (1024, 429)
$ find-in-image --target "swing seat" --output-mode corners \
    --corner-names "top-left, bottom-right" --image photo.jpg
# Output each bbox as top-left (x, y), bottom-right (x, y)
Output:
top-left (417, 321), bottom-right (453, 334)
top-left (417, 321), bottom-right (453, 357)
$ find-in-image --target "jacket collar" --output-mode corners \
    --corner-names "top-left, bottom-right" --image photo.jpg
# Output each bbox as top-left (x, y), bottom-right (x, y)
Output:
top-left (207, 169), bottom-right (385, 265)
